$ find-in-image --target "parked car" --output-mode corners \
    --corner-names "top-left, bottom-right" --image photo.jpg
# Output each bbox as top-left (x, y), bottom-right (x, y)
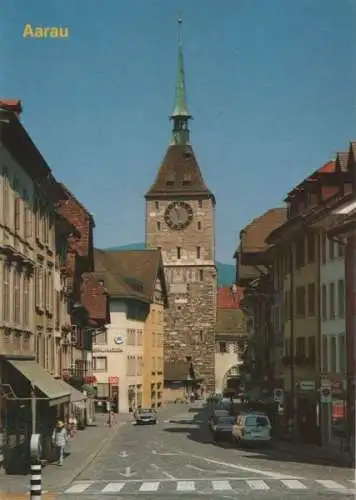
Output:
top-left (211, 415), bottom-right (236, 442)
top-left (208, 409), bottom-right (229, 429)
top-left (134, 408), bottom-right (157, 425)
top-left (232, 411), bottom-right (272, 447)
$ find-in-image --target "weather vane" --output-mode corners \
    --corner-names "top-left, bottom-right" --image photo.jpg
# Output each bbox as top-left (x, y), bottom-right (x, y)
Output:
top-left (177, 12), bottom-right (183, 45)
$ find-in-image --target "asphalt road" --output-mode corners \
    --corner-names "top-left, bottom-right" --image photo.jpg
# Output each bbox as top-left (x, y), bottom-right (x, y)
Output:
top-left (57, 402), bottom-right (355, 499)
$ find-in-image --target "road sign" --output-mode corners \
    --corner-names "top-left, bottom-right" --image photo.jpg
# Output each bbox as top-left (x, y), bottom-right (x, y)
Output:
top-left (108, 376), bottom-right (119, 385)
top-left (320, 387), bottom-right (332, 403)
top-left (273, 388), bottom-right (284, 403)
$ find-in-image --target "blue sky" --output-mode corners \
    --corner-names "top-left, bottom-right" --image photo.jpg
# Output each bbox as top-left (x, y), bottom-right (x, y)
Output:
top-left (1, 0), bottom-right (355, 263)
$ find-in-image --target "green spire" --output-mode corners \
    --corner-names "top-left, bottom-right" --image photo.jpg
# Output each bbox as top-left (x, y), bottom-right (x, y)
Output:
top-left (170, 15), bottom-right (192, 146)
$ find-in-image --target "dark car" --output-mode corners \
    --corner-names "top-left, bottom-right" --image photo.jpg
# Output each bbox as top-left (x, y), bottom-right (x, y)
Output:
top-left (135, 408), bottom-right (157, 425)
top-left (208, 409), bottom-right (229, 429)
top-left (211, 415), bottom-right (236, 442)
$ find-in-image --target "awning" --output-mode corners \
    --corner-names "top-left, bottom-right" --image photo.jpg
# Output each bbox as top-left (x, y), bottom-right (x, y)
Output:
top-left (56, 379), bottom-right (87, 403)
top-left (7, 359), bottom-right (71, 407)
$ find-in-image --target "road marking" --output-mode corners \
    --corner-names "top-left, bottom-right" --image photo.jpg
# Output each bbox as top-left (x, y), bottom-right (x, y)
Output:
top-left (119, 451), bottom-right (128, 458)
top-left (64, 482), bottom-right (92, 493)
top-left (177, 480), bottom-right (195, 492)
top-left (186, 464), bottom-right (207, 472)
top-left (139, 481), bottom-right (160, 491)
top-left (316, 480), bottom-right (346, 490)
top-left (150, 462), bottom-right (176, 479)
top-left (120, 466), bottom-right (136, 477)
top-left (101, 482), bottom-right (125, 492)
top-left (184, 453), bottom-right (298, 479)
top-left (282, 479), bottom-right (308, 489)
top-left (211, 480), bottom-right (232, 491)
top-left (246, 479), bottom-right (270, 490)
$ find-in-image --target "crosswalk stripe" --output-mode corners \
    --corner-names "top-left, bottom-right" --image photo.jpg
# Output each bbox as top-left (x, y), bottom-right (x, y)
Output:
top-left (64, 482), bottom-right (93, 493)
top-left (316, 480), bottom-right (346, 490)
top-left (246, 479), bottom-right (270, 490)
top-left (211, 480), bottom-right (232, 491)
top-left (139, 482), bottom-right (160, 492)
top-left (177, 480), bottom-right (195, 492)
top-left (101, 482), bottom-right (125, 493)
top-left (281, 479), bottom-right (308, 490)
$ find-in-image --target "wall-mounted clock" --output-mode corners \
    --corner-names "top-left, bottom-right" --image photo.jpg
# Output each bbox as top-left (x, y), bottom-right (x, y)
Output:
top-left (164, 201), bottom-right (193, 230)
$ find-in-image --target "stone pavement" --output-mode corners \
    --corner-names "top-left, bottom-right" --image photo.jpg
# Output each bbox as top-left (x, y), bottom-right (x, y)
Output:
top-left (0, 412), bottom-right (132, 495)
top-left (274, 440), bottom-right (353, 467)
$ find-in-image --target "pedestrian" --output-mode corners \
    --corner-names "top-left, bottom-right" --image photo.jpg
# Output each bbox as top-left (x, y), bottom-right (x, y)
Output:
top-left (52, 420), bottom-right (68, 466)
top-left (68, 413), bottom-right (78, 438)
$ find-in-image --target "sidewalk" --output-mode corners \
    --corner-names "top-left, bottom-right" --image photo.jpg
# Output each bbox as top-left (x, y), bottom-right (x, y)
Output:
top-left (0, 412), bottom-right (131, 495)
top-left (274, 439), bottom-right (353, 467)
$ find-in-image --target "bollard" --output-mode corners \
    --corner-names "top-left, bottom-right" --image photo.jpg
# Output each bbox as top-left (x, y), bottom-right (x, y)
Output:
top-left (30, 461), bottom-right (42, 500)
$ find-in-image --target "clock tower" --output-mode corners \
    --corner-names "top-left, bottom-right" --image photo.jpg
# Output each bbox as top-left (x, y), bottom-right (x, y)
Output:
top-left (145, 17), bottom-right (216, 392)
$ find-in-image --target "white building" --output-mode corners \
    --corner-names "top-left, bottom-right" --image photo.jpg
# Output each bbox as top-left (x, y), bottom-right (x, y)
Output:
top-left (320, 232), bottom-right (347, 445)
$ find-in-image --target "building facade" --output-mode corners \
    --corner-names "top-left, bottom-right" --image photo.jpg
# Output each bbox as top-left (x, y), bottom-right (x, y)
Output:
top-left (94, 249), bottom-right (167, 412)
top-left (145, 20), bottom-right (217, 392)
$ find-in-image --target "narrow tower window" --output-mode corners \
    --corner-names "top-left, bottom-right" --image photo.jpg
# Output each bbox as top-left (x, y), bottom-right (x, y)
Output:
top-left (198, 200), bottom-right (203, 209)
top-left (155, 201), bottom-right (159, 210)
top-left (156, 221), bottom-right (161, 231)
top-left (177, 247), bottom-right (181, 259)
top-left (199, 270), bottom-right (204, 281)
top-left (197, 221), bottom-right (201, 230)
top-left (196, 246), bottom-right (201, 259)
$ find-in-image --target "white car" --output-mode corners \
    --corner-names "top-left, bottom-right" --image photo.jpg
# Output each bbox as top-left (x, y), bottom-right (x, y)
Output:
top-left (232, 411), bottom-right (272, 447)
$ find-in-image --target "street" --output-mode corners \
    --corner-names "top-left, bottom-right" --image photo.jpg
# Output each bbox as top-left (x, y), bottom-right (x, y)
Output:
top-left (55, 403), bottom-right (355, 499)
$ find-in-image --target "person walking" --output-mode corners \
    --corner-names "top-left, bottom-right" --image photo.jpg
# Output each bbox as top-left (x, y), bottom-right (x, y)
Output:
top-left (68, 413), bottom-right (78, 438)
top-left (52, 421), bottom-right (68, 466)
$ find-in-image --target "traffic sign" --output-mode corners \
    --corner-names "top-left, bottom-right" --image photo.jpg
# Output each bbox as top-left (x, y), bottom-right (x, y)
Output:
top-left (273, 388), bottom-right (284, 403)
top-left (320, 387), bottom-right (331, 403)
top-left (108, 376), bottom-right (119, 385)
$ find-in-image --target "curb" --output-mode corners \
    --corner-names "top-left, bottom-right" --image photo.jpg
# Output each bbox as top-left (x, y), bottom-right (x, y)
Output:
top-left (59, 421), bottom-right (128, 487)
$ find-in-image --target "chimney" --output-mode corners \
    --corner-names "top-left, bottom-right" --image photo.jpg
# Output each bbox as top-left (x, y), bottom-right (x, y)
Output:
top-left (0, 99), bottom-right (22, 118)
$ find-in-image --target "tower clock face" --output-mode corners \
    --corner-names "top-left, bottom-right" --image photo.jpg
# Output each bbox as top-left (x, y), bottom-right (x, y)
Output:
top-left (164, 201), bottom-right (193, 230)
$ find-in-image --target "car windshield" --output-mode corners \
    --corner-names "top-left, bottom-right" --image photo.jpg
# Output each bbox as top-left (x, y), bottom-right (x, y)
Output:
top-left (216, 416), bottom-right (235, 425)
top-left (245, 415), bottom-right (268, 427)
top-left (139, 409), bottom-right (153, 414)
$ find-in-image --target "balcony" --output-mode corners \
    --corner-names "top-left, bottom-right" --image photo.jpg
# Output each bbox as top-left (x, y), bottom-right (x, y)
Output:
top-left (0, 329), bottom-right (35, 357)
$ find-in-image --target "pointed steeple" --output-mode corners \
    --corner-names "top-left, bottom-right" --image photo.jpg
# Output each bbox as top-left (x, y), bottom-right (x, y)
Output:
top-left (170, 15), bottom-right (192, 146)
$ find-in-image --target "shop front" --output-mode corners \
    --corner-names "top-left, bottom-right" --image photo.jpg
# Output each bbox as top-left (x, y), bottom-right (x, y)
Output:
top-left (0, 357), bottom-right (71, 473)
top-left (296, 379), bottom-right (319, 445)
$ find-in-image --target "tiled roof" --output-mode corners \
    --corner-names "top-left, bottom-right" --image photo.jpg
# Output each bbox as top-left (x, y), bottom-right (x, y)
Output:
top-left (218, 286), bottom-right (243, 309)
top-left (240, 208), bottom-right (287, 253)
top-left (0, 99), bottom-right (22, 116)
top-left (80, 272), bottom-right (109, 324)
top-left (56, 183), bottom-right (95, 226)
top-left (145, 144), bottom-right (214, 200)
top-left (216, 308), bottom-right (246, 335)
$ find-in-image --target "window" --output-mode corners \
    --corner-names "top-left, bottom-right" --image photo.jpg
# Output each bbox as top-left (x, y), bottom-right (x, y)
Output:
top-left (197, 221), bottom-right (201, 230)
top-left (14, 268), bottom-right (21, 324)
top-left (295, 286), bottom-right (305, 316)
top-left (24, 190), bottom-right (32, 238)
top-left (199, 269), bottom-right (204, 281)
top-left (198, 200), bottom-right (203, 209)
top-left (329, 282), bottom-right (335, 319)
top-left (321, 232), bottom-right (326, 264)
top-left (177, 247), bottom-right (181, 259)
top-left (14, 195), bottom-right (21, 232)
top-left (93, 356), bottom-right (107, 372)
top-left (35, 198), bottom-right (41, 240)
top-left (329, 238), bottom-right (335, 260)
top-left (94, 330), bottom-right (107, 344)
top-left (284, 291), bottom-right (290, 321)
top-left (48, 271), bottom-right (53, 312)
top-left (338, 279), bottom-right (345, 318)
top-left (339, 335), bottom-right (346, 373)
top-left (330, 336), bottom-right (337, 372)
top-left (219, 342), bottom-right (227, 353)
top-left (307, 283), bottom-right (315, 316)
top-left (3, 262), bottom-right (10, 321)
top-left (156, 221), bottom-right (161, 231)
top-left (196, 246), bottom-right (201, 259)
top-left (23, 273), bottom-right (30, 328)
top-left (295, 238), bottom-right (305, 268)
top-left (307, 233), bottom-right (315, 263)
top-left (3, 168), bottom-right (9, 226)
top-left (308, 336), bottom-right (316, 360)
top-left (296, 337), bottom-right (306, 357)
top-left (199, 330), bottom-right (204, 342)
top-left (322, 336), bottom-right (328, 372)
top-left (154, 201), bottom-right (159, 210)
top-left (322, 284), bottom-right (327, 321)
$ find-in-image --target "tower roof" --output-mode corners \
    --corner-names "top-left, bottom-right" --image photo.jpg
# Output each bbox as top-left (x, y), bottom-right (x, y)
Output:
top-left (171, 17), bottom-right (190, 119)
top-left (145, 144), bottom-right (214, 200)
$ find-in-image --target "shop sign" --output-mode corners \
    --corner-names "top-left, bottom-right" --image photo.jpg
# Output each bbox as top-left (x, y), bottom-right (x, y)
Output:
top-left (320, 387), bottom-right (332, 404)
top-left (108, 376), bottom-right (119, 385)
top-left (273, 388), bottom-right (284, 403)
top-left (298, 380), bottom-right (315, 391)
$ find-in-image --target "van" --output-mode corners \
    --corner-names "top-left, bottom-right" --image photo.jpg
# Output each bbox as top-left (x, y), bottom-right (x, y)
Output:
top-left (232, 411), bottom-right (272, 447)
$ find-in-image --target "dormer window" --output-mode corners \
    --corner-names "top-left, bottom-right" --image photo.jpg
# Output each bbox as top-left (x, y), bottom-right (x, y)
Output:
top-left (166, 175), bottom-right (175, 186)
top-left (182, 173), bottom-right (191, 186)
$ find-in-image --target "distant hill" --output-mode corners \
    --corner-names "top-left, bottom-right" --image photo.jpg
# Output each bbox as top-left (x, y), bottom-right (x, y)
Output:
top-left (104, 243), bottom-right (235, 286)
